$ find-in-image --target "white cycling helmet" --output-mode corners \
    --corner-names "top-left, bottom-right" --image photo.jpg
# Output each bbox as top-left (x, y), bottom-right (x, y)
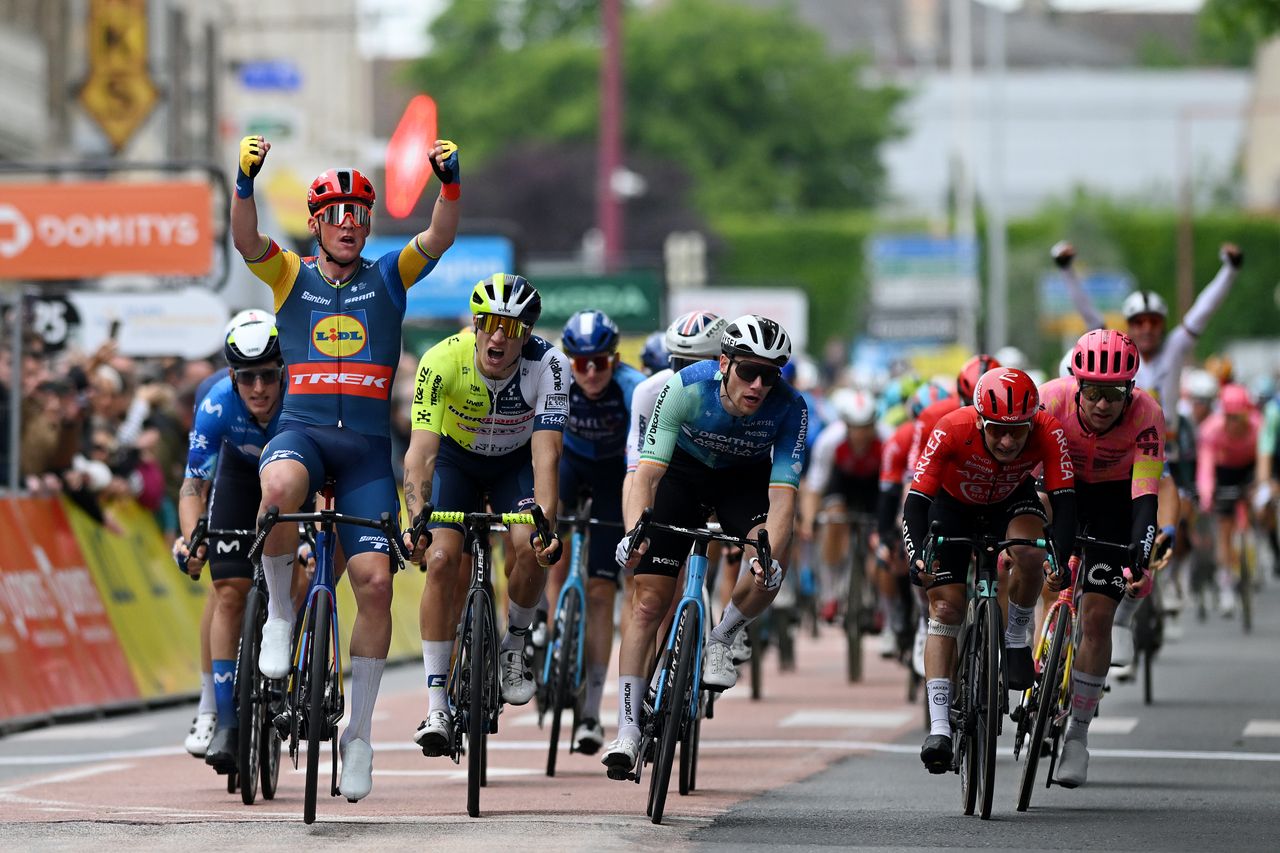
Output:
top-left (1184, 368), bottom-right (1219, 402)
top-left (721, 314), bottom-right (792, 365)
top-left (665, 311), bottom-right (728, 360)
top-left (1122, 290), bottom-right (1168, 321)
top-left (829, 387), bottom-right (876, 427)
top-left (224, 308), bottom-right (275, 336)
top-left (994, 345), bottom-right (1028, 371)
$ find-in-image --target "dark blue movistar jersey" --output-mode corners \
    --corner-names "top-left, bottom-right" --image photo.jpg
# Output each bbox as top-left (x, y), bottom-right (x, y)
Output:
top-left (185, 375), bottom-right (282, 479)
top-left (564, 362), bottom-right (645, 460)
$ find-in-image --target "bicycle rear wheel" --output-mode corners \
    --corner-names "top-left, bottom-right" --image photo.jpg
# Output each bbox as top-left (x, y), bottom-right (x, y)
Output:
top-left (237, 587), bottom-right (265, 805)
top-left (845, 539), bottom-right (865, 683)
top-left (977, 598), bottom-right (1001, 820)
top-left (747, 620), bottom-right (763, 701)
top-left (650, 609), bottom-right (695, 825)
top-left (546, 587), bottom-right (580, 777)
top-left (679, 691), bottom-right (703, 795)
top-left (1017, 606), bottom-right (1069, 812)
top-left (303, 595), bottom-right (331, 825)
top-left (466, 594), bottom-right (491, 818)
top-left (956, 607), bottom-right (978, 816)
top-left (1239, 533), bottom-right (1253, 634)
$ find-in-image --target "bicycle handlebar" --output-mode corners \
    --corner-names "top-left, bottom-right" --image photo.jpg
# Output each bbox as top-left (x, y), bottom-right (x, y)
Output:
top-left (919, 520), bottom-right (1063, 584)
top-left (1074, 532), bottom-right (1142, 582)
top-left (411, 507), bottom-right (554, 572)
top-left (175, 518), bottom-right (256, 580)
top-left (248, 504), bottom-right (415, 574)
top-left (626, 507), bottom-right (772, 568)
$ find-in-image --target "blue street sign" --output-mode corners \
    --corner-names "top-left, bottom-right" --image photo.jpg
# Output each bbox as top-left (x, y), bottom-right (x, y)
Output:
top-left (362, 234), bottom-right (516, 321)
top-left (239, 61), bottom-right (302, 92)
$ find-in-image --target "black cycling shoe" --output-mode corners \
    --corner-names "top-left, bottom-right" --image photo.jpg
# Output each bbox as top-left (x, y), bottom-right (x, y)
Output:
top-left (1007, 645), bottom-right (1035, 691)
top-left (920, 734), bottom-right (952, 774)
top-left (204, 726), bottom-right (238, 774)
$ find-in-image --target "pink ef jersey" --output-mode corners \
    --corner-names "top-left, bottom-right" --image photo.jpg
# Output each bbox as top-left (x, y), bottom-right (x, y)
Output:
top-left (1038, 378), bottom-right (1166, 499)
top-left (1196, 409), bottom-right (1260, 508)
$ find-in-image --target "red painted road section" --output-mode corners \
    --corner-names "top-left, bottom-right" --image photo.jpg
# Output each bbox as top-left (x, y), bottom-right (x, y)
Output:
top-left (0, 625), bottom-right (920, 826)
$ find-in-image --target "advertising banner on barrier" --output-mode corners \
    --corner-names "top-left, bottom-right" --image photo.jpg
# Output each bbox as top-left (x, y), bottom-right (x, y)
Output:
top-left (10, 498), bottom-right (140, 708)
top-left (0, 504), bottom-right (54, 722)
top-left (62, 499), bottom-right (200, 699)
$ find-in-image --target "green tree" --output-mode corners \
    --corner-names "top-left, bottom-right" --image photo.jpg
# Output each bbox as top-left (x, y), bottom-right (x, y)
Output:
top-left (1198, 0), bottom-right (1280, 66)
top-left (410, 0), bottom-right (904, 215)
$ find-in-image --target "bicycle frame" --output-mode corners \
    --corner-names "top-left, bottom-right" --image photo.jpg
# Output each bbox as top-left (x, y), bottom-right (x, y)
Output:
top-left (652, 541), bottom-right (712, 730)
top-left (542, 507), bottom-right (590, 696)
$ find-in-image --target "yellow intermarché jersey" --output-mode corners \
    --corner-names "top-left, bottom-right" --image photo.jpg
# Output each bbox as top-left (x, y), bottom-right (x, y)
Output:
top-left (411, 331), bottom-right (569, 456)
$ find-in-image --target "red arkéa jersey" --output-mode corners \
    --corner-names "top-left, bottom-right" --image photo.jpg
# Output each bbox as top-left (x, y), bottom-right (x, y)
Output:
top-left (911, 407), bottom-right (1074, 505)
top-left (907, 396), bottom-right (961, 474)
top-left (881, 420), bottom-right (916, 487)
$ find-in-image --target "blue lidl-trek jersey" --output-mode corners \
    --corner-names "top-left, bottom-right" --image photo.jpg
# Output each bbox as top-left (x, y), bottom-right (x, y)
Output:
top-left (639, 359), bottom-right (809, 488)
top-left (244, 236), bottom-right (441, 436)
top-left (185, 375), bottom-right (282, 479)
top-left (564, 362), bottom-right (645, 460)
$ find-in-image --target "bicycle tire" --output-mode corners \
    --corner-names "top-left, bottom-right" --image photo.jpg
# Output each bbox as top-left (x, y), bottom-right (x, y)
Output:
top-left (957, 606), bottom-right (978, 816)
top-left (467, 594), bottom-right (489, 818)
top-left (546, 587), bottom-right (580, 777)
top-left (681, 697), bottom-right (702, 794)
top-left (845, 538), bottom-right (865, 683)
top-left (260, 685), bottom-right (282, 800)
top-left (1240, 538), bottom-right (1252, 634)
top-left (237, 587), bottom-right (265, 805)
top-left (650, 609), bottom-right (695, 825)
top-left (977, 598), bottom-right (1001, 820)
top-left (303, 595), bottom-right (331, 825)
top-left (1017, 606), bottom-right (1069, 812)
top-left (748, 620), bottom-right (763, 701)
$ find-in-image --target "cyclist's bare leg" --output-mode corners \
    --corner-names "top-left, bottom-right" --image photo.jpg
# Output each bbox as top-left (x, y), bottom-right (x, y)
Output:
top-left (1061, 591), bottom-right (1115, 755)
top-left (211, 578), bottom-right (251, 660)
top-left (616, 573), bottom-right (678, 738)
top-left (818, 498), bottom-right (849, 613)
top-left (718, 546), bottom-right (742, 611)
top-left (420, 529), bottom-right (466, 641)
top-left (346, 552), bottom-right (393, 658)
top-left (585, 576), bottom-right (617, 718)
top-left (546, 545), bottom-right (569, 622)
top-left (923, 582), bottom-right (964, 741)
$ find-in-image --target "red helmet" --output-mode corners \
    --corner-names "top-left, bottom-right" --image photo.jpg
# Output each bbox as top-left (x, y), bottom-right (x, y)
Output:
top-left (1220, 383), bottom-right (1252, 416)
top-left (973, 367), bottom-right (1039, 425)
top-left (307, 168), bottom-right (376, 214)
top-left (1070, 329), bottom-right (1139, 384)
top-left (957, 353), bottom-right (1001, 403)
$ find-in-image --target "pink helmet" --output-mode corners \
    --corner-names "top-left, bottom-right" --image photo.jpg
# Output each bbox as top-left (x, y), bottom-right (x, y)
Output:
top-left (1070, 329), bottom-right (1139, 384)
top-left (1220, 383), bottom-right (1252, 416)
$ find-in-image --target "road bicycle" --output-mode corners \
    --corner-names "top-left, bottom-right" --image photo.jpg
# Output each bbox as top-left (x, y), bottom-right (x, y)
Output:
top-left (618, 510), bottom-right (771, 825)
top-left (247, 490), bottom-right (413, 825)
top-left (426, 507), bottom-right (552, 818)
top-left (920, 521), bottom-right (1056, 820)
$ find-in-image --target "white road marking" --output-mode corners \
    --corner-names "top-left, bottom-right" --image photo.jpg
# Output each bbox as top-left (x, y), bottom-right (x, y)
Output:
top-left (5, 720), bottom-right (156, 742)
top-left (0, 762), bottom-right (131, 795)
top-left (1243, 719), bottom-right (1280, 737)
top-left (778, 710), bottom-right (914, 729)
top-left (1087, 716), bottom-right (1139, 735)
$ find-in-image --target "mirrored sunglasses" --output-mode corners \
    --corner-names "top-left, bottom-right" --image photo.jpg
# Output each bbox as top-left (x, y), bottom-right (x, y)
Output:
top-left (979, 418), bottom-right (1032, 437)
top-left (1080, 383), bottom-right (1128, 403)
top-left (474, 313), bottom-right (529, 338)
top-left (234, 367), bottom-right (282, 387)
top-left (316, 202), bottom-right (372, 227)
top-left (572, 354), bottom-right (613, 373)
top-left (733, 360), bottom-right (781, 387)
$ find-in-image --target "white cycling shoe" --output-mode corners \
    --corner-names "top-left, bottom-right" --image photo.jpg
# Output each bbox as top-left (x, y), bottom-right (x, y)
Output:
top-left (702, 639), bottom-right (738, 691)
top-left (184, 711), bottom-right (216, 757)
top-left (414, 710), bottom-right (453, 757)
top-left (911, 623), bottom-right (927, 678)
top-left (499, 649), bottom-right (536, 705)
top-left (729, 629), bottom-right (752, 665)
top-left (339, 737), bottom-right (373, 802)
top-left (573, 717), bottom-right (605, 755)
top-left (1056, 738), bottom-right (1089, 788)
top-left (1110, 623), bottom-right (1135, 668)
top-left (259, 618), bottom-right (293, 680)
top-left (602, 735), bottom-right (640, 781)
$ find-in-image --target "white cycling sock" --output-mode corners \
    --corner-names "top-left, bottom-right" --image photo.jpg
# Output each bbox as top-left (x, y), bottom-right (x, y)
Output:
top-left (584, 663), bottom-right (608, 719)
top-left (926, 678), bottom-right (952, 737)
top-left (503, 601), bottom-right (536, 652)
top-left (1004, 603), bottom-right (1035, 647)
top-left (711, 602), bottom-right (752, 646)
top-left (341, 656), bottom-right (385, 747)
top-left (1113, 589), bottom-right (1140, 628)
top-left (617, 674), bottom-right (644, 740)
top-left (422, 640), bottom-right (453, 715)
top-left (197, 671), bottom-right (216, 715)
top-left (262, 553), bottom-right (295, 623)
top-left (1065, 670), bottom-right (1105, 744)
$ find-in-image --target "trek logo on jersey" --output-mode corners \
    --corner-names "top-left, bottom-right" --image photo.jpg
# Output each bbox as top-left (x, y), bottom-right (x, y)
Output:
top-left (288, 362), bottom-right (393, 399)
top-left (308, 310), bottom-right (371, 361)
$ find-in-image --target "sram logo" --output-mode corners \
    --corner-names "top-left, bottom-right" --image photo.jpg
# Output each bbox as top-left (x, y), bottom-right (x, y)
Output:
top-left (288, 362), bottom-right (393, 399)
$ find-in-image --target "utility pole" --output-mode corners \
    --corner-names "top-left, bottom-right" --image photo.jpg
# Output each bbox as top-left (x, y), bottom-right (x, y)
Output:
top-left (597, 0), bottom-right (624, 273)
top-left (986, 2), bottom-right (1008, 350)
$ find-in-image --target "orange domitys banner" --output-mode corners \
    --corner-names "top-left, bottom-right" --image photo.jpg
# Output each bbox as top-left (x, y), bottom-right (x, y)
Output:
top-left (0, 181), bottom-right (212, 279)
top-left (0, 498), bottom-right (109, 720)
top-left (9, 498), bottom-right (140, 709)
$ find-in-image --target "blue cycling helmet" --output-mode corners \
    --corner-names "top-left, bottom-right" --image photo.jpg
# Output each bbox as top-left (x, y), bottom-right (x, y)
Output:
top-left (641, 331), bottom-right (668, 373)
top-left (562, 309), bottom-right (620, 356)
top-left (910, 381), bottom-right (951, 419)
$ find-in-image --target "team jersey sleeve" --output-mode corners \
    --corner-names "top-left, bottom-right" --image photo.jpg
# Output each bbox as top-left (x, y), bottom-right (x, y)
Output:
top-left (1131, 393), bottom-right (1167, 499)
top-left (184, 390), bottom-right (230, 479)
top-left (909, 421), bottom-right (951, 499)
top-left (534, 348), bottom-right (570, 431)
top-left (243, 237), bottom-right (302, 312)
top-left (1196, 415), bottom-right (1220, 509)
top-left (626, 373), bottom-right (665, 472)
top-left (1259, 401), bottom-right (1280, 459)
top-left (1036, 411), bottom-right (1075, 492)
top-left (639, 374), bottom-right (697, 469)
top-left (376, 235), bottom-right (441, 291)
top-left (770, 394), bottom-right (809, 489)
top-left (804, 422), bottom-right (841, 493)
top-left (410, 343), bottom-right (451, 434)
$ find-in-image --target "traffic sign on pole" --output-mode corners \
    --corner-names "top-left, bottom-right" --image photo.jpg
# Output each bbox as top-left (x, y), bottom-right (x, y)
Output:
top-left (79, 0), bottom-right (158, 153)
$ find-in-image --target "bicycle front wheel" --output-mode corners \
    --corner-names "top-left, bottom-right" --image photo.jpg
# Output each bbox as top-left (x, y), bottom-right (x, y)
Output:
top-left (650, 609), bottom-right (695, 825)
top-left (1017, 606), bottom-right (1070, 812)
top-left (956, 606), bottom-right (978, 816)
top-left (546, 587), bottom-right (580, 777)
top-left (977, 598), bottom-right (1001, 820)
top-left (237, 586), bottom-right (265, 805)
top-left (1240, 534), bottom-right (1253, 634)
top-left (845, 543), bottom-right (865, 682)
top-left (466, 594), bottom-right (492, 818)
top-left (303, 595), bottom-right (332, 825)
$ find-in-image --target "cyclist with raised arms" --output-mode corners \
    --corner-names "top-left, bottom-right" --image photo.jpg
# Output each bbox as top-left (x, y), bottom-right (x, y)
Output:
top-left (1052, 240), bottom-right (1243, 420)
top-left (903, 367), bottom-right (1076, 774)
top-left (405, 274), bottom-right (566, 757)
top-left (1039, 330), bottom-right (1164, 786)
top-left (230, 133), bottom-right (461, 802)
top-left (551, 309), bottom-right (644, 754)
top-left (604, 315), bottom-right (807, 779)
top-left (173, 314), bottom-right (284, 771)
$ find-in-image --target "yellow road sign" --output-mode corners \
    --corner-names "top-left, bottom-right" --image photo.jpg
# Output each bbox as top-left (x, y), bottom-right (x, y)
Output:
top-left (79, 0), bottom-right (157, 152)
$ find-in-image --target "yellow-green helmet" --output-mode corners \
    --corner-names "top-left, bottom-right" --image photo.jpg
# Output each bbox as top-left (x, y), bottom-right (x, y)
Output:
top-left (469, 273), bottom-right (542, 326)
